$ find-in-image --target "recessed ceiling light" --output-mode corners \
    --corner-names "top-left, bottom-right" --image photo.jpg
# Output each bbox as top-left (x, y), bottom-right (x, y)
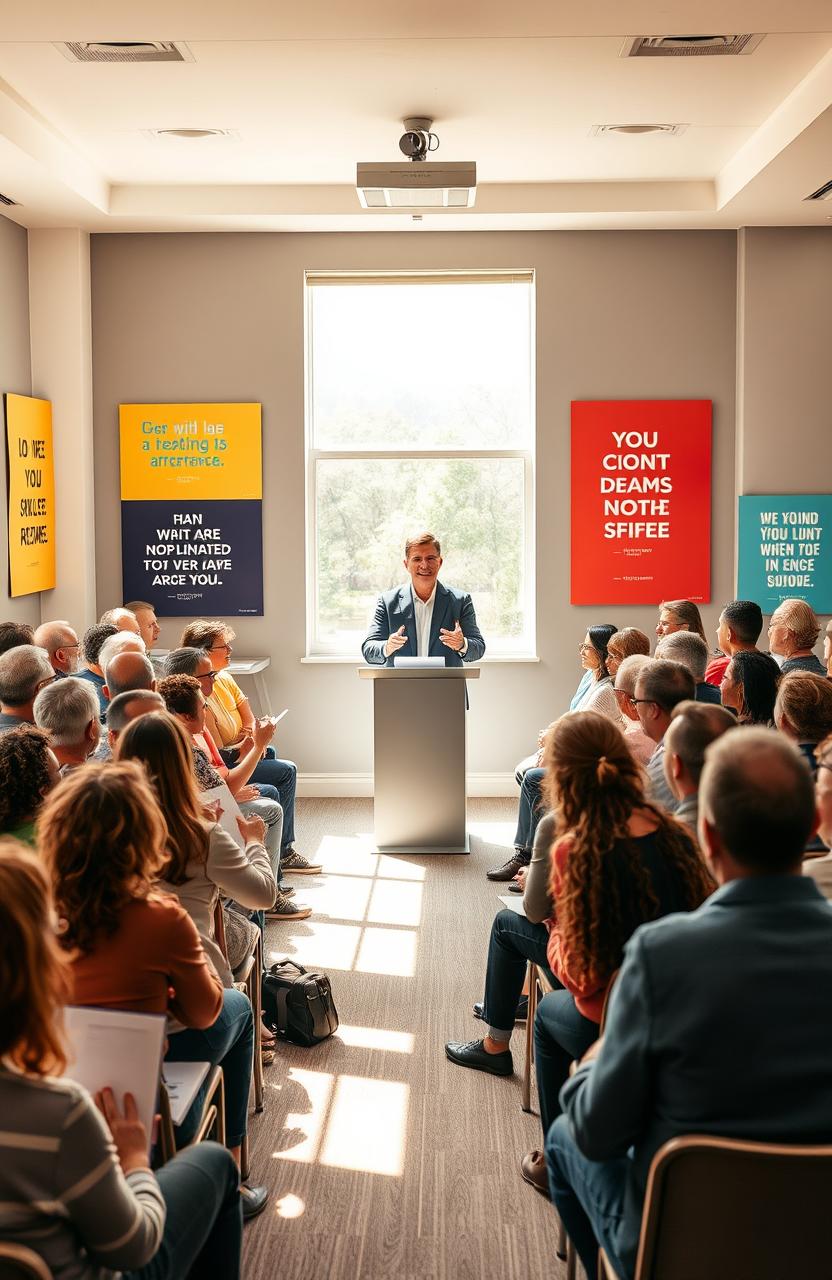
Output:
top-left (146, 128), bottom-right (239, 141)
top-left (591, 123), bottom-right (688, 137)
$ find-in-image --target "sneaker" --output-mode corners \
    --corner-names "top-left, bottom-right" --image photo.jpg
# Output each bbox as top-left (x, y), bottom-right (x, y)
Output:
top-left (281, 848), bottom-right (322, 875)
top-left (265, 889), bottom-right (311, 921)
top-left (278, 883), bottom-right (296, 897)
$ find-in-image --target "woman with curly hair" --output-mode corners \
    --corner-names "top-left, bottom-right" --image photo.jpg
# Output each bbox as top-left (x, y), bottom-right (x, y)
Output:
top-left (0, 724), bottom-right (60, 842)
top-left (445, 714), bottom-right (713, 1178)
top-left (0, 836), bottom-right (244, 1279)
top-left (38, 762), bottom-right (270, 1218)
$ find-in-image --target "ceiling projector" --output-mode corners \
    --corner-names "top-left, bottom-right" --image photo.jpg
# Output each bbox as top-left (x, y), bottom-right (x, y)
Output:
top-left (357, 118), bottom-right (476, 210)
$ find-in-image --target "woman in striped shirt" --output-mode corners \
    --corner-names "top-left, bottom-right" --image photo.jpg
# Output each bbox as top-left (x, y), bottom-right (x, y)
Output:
top-left (0, 836), bottom-right (242, 1279)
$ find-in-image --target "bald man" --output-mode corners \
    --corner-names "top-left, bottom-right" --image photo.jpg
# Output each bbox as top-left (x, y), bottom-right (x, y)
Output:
top-left (103, 651), bottom-right (156, 703)
top-left (33, 620), bottom-right (81, 676)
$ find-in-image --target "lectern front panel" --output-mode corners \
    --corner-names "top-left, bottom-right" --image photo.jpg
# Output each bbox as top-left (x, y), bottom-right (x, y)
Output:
top-left (373, 676), bottom-right (467, 853)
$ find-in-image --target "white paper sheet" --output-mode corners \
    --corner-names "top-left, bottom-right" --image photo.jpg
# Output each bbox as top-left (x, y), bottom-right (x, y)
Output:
top-left (201, 781), bottom-right (246, 849)
top-left (163, 1061), bottom-right (211, 1126)
top-left (63, 1006), bottom-right (166, 1153)
top-left (393, 656), bottom-right (445, 668)
top-left (498, 894), bottom-right (526, 917)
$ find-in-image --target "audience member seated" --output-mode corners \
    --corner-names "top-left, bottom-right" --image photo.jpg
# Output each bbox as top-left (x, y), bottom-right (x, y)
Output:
top-left (180, 619), bottom-right (319, 877)
top-left (124, 598), bottom-right (161, 650)
top-left (704, 598), bottom-right (763, 686)
top-left (805, 733), bottom-right (832, 894)
top-left (33, 619), bottom-right (82, 676)
top-left (76, 621), bottom-right (118, 715)
top-left (719, 649), bottom-right (781, 725)
top-left (661, 700), bottom-right (736, 831)
top-left (99, 631), bottom-right (147, 672)
top-left (488, 623), bottom-right (618, 882)
top-left (547, 728), bottom-right (832, 1280)
top-left (632, 659), bottom-right (696, 811)
top-left (102, 689), bottom-right (166, 756)
top-left (445, 714), bottom-right (712, 1143)
top-left (33, 676), bottom-right (101, 772)
top-left (654, 630), bottom-right (721, 703)
top-left (114, 712), bottom-right (276, 982)
top-left (774, 671), bottom-right (832, 772)
top-left (104, 650), bottom-right (157, 702)
top-left (768, 597), bottom-right (826, 675)
top-left (39, 763), bottom-right (270, 1220)
top-left (605, 627), bottom-right (651, 682)
top-left (158, 675), bottom-right (308, 921)
top-left (0, 644), bottom-right (56, 732)
top-left (0, 619), bottom-right (35, 655)
top-left (0, 838), bottom-right (245, 1280)
top-left (654, 599), bottom-right (706, 643)
top-left (612, 655), bottom-right (654, 765)
top-left (0, 725), bottom-right (60, 841)
top-left (99, 605), bottom-right (142, 636)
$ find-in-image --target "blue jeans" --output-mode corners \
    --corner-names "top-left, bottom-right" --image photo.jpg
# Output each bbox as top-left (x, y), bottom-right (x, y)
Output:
top-left (534, 990), bottom-right (599, 1135)
top-left (546, 1114), bottom-right (631, 1280)
top-left (166, 988), bottom-right (254, 1149)
top-left (251, 749), bottom-right (297, 849)
top-left (482, 908), bottom-right (555, 1036)
top-left (127, 1142), bottom-right (242, 1280)
top-left (514, 767), bottom-right (546, 854)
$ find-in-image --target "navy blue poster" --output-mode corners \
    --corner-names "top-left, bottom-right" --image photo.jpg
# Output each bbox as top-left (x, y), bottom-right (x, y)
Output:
top-left (121, 499), bottom-right (263, 616)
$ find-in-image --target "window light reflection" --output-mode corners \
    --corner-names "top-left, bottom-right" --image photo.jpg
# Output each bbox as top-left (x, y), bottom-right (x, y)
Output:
top-left (367, 879), bottom-right (423, 928)
top-left (355, 927), bottom-right (417, 977)
top-left (337, 1024), bottom-right (415, 1054)
top-left (320, 1076), bottom-right (408, 1177)
top-left (272, 1068), bottom-right (333, 1164)
top-left (269, 921), bottom-right (361, 971)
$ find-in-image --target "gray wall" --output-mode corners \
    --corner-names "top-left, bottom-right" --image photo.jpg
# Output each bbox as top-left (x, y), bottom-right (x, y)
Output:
top-left (90, 230), bottom-right (738, 779)
top-left (0, 214), bottom-right (38, 625)
top-left (738, 228), bottom-right (832, 495)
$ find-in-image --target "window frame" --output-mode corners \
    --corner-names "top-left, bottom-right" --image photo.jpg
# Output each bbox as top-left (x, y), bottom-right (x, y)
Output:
top-left (303, 271), bottom-right (537, 661)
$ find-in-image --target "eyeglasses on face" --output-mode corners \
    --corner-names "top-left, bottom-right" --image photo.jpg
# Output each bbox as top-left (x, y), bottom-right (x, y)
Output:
top-left (631, 697), bottom-right (658, 707)
top-left (198, 670), bottom-right (218, 681)
top-left (209, 643), bottom-right (232, 652)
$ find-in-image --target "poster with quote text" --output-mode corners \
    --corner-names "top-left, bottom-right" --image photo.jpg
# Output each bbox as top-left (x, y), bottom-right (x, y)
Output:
top-left (4, 393), bottom-right (56, 597)
top-left (119, 403), bottom-right (263, 617)
top-left (571, 400), bottom-right (711, 605)
top-left (737, 495), bottom-right (831, 614)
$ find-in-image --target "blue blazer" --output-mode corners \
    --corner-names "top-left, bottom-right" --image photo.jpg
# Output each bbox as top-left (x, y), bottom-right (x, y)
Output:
top-left (560, 876), bottom-right (832, 1276)
top-left (361, 581), bottom-right (485, 667)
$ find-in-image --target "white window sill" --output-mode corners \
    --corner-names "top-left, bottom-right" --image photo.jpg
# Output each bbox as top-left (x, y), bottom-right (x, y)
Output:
top-left (300, 653), bottom-right (540, 664)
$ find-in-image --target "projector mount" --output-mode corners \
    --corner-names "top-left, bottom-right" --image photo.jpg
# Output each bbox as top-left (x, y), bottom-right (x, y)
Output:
top-left (399, 117), bottom-right (439, 161)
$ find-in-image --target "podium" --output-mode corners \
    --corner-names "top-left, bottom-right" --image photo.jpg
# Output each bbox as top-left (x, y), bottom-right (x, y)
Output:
top-left (358, 665), bottom-right (480, 854)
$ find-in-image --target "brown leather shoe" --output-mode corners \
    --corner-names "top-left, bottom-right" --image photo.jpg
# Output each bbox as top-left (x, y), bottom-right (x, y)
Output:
top-left (486, 850), bottom-right (531, 881)
top-left (520, 1149), bottom-right (551, 1199)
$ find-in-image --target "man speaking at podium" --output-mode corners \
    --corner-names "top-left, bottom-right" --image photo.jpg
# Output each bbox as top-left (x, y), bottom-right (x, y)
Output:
top-left (362, 532), bottom-right (485, 667)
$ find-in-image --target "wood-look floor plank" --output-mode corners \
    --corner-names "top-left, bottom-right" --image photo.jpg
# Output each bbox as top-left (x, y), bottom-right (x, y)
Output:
top-left (243, 799), bottom-right (570, 1280)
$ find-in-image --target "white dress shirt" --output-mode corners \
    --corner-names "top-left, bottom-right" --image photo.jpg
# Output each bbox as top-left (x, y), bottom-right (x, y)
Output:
top-left (412, 586), bottom-right (437, 656)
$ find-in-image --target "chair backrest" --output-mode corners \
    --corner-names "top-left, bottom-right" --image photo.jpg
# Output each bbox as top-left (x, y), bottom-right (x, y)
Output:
top-left (0, 1242), bottom-right (54, 1279)
top-left (635, 1134), bottom-right (832, 1280)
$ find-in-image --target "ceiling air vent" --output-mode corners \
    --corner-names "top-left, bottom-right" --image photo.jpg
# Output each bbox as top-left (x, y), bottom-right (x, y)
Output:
top-left (0, 192), bottom-right (19, 207)
top-left (55, 41), bottom-right (193, 63)
top-left (591, 123), bottom-right (688, 137)
top-left (621, 35), bottom-right (764, 57)
top-left (805, 179), bottom-right (832, 202)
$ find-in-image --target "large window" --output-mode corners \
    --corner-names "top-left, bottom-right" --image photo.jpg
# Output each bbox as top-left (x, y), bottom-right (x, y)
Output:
top-left (305, 272), bottom-right (535, 657)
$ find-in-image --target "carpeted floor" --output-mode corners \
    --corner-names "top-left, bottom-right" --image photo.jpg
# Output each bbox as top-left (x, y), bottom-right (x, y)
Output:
top-left (243, 798), bottom-right (571, 1280)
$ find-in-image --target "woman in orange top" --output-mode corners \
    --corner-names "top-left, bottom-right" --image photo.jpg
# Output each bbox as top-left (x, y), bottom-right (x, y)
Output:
top-left (39, 762), bottom-right (269, 1219)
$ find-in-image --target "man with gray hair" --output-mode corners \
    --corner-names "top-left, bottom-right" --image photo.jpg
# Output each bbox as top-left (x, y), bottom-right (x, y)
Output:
top-left (547, 728), bottom-right (832, 1280)
top-left (33, 620), bottom-right (81, 676)
top-left (103, 689), bottom-right (165, 755)
top-left (662, 699), bottom-right (736, 832)
top-left (655, 630), bottom-right (721, 704)
top-left (33, 676), bottom-right (101, 772)
top-left (633, 659), bottom-right (696, 813)
top-left (103, 651), bottom-right (156, 702)
top-left (99, 606), bottom-right (141, 636)
top-left (98, 632), bottom-right (146, 675)
top-left (0, 645), bottom-right (55, 733)
top-left (162, 646), bottom-right (217, 702)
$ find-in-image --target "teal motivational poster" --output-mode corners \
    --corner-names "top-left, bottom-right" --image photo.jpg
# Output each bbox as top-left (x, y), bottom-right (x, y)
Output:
top-left (737, 495), bottom-right (832, 613)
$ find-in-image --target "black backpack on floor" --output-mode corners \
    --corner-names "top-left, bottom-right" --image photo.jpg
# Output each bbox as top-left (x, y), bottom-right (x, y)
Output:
top-left (261, 959), bottom-right (339, 1046)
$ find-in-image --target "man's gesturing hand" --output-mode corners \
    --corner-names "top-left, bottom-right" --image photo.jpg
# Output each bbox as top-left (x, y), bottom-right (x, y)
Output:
top-left (383, 626), bottom-right (408, 658)
top-left (439, 620), bottom-right (465, 652)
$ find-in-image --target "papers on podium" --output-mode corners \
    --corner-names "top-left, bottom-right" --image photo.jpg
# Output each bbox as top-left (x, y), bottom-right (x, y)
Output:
top-left (393, 656), bottom-right (445, 668)
top-left (63, 1006), bottom-right (166, 1154)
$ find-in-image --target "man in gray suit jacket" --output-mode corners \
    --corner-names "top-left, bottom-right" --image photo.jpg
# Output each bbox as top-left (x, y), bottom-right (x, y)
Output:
top-left (361, 532), bottom-right (485, 667)
top-left (546, 728), bottom-right (832, 1280)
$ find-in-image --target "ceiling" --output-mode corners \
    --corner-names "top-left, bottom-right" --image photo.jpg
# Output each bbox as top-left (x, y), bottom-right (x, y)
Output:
top-left (1, 1), bottom-right (831, 232)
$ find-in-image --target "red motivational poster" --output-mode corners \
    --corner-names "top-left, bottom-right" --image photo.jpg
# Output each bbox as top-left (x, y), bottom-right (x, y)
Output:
top-left (571, 400), bottom-right (712, 605)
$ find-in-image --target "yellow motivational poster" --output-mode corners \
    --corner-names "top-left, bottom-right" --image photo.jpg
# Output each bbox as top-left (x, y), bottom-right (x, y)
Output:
top-left (5, 393), bottom-right (56, 597)
top-left (120, 403), bottom-right (262, 501)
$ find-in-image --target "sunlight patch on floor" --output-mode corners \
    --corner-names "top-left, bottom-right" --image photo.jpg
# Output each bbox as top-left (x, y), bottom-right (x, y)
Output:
top-left (320, 1075), bottom-right (409, 1177)
top-left (355, 926), bottom-right (418, 977)
top-left (467, 820), bottom-right (516, 850)
top-left (367, 878), bottom-right (423, 928)
top-left (336, 1024), bottom-right (415, 1054)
